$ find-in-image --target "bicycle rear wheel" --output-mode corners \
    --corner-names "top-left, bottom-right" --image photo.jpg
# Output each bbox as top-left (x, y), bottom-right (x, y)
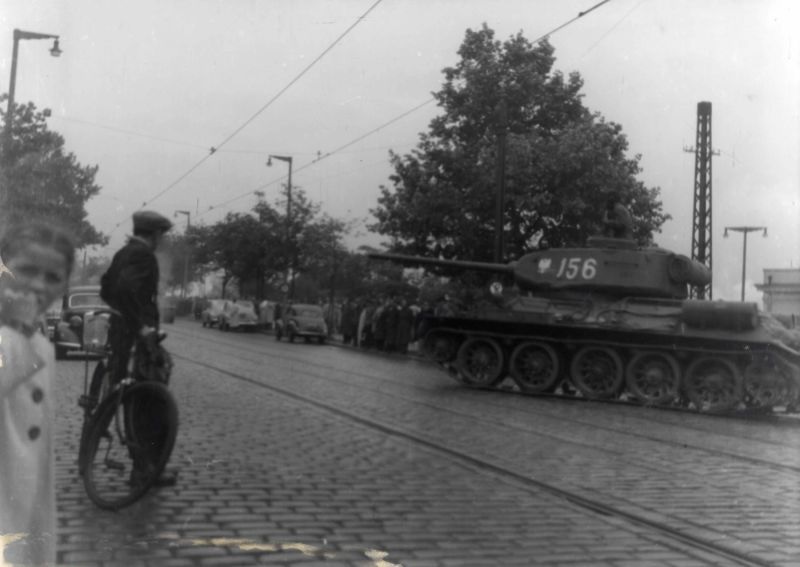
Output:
top-left (78, 360), bottom-right (113, 476)
top-left (82, 381), bottom-right (178, 510)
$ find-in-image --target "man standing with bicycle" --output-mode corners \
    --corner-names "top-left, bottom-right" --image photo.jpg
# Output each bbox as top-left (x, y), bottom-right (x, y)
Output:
top-left (101, 210), bottom-right (177, 486)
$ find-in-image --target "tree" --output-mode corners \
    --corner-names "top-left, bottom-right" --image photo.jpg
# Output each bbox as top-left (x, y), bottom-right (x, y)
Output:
top-left (370, 25), bottom-right (669, 261)
top-left (0, 98), bottom-right (106, 246)
top-left (188, 213), bottom-right (271, 299)
top-left (188, 188), bottom-right (350, 301)
top-left (159, 233), bottom-right (196, 296)
top-left (73, 254), bottom-right (111, 285)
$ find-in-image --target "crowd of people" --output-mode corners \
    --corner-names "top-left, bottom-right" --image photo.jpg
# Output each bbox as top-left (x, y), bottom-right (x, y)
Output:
top-left (319, 294), bottom-right (458, 355)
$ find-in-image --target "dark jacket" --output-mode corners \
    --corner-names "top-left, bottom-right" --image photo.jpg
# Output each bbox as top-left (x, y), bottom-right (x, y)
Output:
top-left (603, 203), bottom-right (634, 239)
top-left (101, 237), bottom-right (160, 331)
top-left (396, 305), bottom-right (414, 347)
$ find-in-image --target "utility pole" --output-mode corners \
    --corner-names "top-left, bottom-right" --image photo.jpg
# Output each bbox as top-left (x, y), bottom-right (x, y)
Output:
top-left (174, 210), bottom-right (190, 298)
top-left (268, 155), bottom-right (294, 300)
top-left (3, 29), bottom-right (62, 212)
top-left (493, 98), bottom-right (508, 263)
top-left (5, 29), bottom-right (62, 148)
top-left (683, 101), bottom-right (719, 299)
top-left (724, 226), bottom-right (767, 302)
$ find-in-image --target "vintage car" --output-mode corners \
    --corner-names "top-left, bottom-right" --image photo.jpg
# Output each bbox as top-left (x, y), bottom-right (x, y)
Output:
top-left (275, 303), bottom-right (328, 344)
top-left (219, 299), bottom-right (258, 331)
top-left (159, 296), bottom-right (177, 323)
top-left (201, 299), bottom-right (226, 328)
top-left (53, 285), bottom-right (109, 359)
top-left (43, 299), bottom-right (62, 340)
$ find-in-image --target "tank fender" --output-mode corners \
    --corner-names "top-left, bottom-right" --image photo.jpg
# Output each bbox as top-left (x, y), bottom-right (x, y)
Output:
top-left (681, 300), bottom-right (758, 331)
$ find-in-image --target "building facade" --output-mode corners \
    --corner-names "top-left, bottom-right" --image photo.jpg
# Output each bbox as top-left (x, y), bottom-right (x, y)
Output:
top-left (756, 268), bottom-right (800, 326)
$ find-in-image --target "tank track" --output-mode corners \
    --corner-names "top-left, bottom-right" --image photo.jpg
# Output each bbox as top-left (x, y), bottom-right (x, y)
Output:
top-left (421, 325), bottom-right (800, 415)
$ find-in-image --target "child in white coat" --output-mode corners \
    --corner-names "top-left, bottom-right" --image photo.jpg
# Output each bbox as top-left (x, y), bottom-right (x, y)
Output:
top-left (0, 222), bottom-right (74, 566)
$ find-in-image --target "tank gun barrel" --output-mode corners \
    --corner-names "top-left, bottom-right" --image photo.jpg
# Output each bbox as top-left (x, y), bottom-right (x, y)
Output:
top-left (667, 254), bottom-right (712, 287)
top-left (368, 252), bottom-right (514, 274)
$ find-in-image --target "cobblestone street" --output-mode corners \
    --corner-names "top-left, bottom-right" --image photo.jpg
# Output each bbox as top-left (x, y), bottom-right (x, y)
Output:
top-left (46, 320), bottom-right (800, 566)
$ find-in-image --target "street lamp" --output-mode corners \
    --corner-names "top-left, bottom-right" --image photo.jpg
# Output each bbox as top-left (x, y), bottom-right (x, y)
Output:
top-left (174, 210), bottom-right (191, 298)
top-left (267, 154), bottom-right (294, 300)
top-left (5, 29), bottom-right (62, 149)
top-left (724, 225), bottom-right (767, 302)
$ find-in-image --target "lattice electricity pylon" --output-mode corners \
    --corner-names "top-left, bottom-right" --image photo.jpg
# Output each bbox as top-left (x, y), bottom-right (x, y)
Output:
top-left (683, 101), bottom-right (718, 299)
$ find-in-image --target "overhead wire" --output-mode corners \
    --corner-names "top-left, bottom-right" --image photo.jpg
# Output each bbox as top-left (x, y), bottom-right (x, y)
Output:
top-left (580, 0), bottom-right (646, 58)
top-left (52, 115), bottom-right (209, 150)
top-left (106, 0), bottom-right (613, 235)
top-left (53, 114), bottom-right (321, 156)
top-left (532, 0), bottom-right (613, 43)
top-left (107, 0), bottom-right (385, 234)
top-left (195, 98), bottom-right (436, 219)
top-left (195, 0), bottom-right (616, 221)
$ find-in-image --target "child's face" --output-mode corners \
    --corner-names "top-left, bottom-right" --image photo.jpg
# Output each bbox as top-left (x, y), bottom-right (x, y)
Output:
top-left (2, 242), bottom-right (69, 316)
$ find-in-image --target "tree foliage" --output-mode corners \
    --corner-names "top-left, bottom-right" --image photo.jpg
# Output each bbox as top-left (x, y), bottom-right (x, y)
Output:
top-left (186, 186), bottom-right (355, 302)
top-left (370, 25), bottom-right (669, 261)
top-left (0, 97), bottom-right (106, 246)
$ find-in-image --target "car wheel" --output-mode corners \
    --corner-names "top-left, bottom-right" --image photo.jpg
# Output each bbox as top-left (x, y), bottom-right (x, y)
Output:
top-left (55, 345), bottom-right (68, 360)
top-left (318, 336), bottom-right (326, 345)
top-left (289, 332), bottom-right (295, 343)
top-left (202, 320), bottom-right (207, 328)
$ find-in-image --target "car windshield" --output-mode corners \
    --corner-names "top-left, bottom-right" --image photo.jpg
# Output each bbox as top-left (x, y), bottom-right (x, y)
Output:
top-left (236, 301), bottom-right (254, 310)
top-left (70, 293), bottom-right (103, 307)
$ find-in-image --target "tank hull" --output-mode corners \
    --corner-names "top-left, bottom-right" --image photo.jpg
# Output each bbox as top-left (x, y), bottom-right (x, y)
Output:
top-left (369, 242), bottom-right (797, 414)
top-left (418, 297), bottom-right (800, 414)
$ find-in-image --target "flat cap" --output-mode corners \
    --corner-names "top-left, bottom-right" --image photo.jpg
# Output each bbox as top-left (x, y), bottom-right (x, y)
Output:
top-left (133, 211), bottom-right (173, 234)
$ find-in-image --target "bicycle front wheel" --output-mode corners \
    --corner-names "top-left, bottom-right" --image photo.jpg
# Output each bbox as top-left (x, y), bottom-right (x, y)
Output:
top-left (82, 381), bottom-right (179, 510)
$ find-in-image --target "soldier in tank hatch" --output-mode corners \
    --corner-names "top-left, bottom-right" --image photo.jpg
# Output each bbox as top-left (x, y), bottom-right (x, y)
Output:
top-left (602, 191), bottom-right (634, 240)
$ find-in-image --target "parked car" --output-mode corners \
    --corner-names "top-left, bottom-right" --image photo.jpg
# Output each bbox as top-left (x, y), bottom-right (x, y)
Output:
top-left (201, 299), bottom-right (226, 328)
top-left (159, 296), bottom-right (177, 323)
top-left (43, 299), bottom-right (62, 340)
top-left (219, 300), bottom-right (258, 332)
top-left (275, 303), bottom-right (328, 344)
top-left (53, 285), bottom-right (109, 359)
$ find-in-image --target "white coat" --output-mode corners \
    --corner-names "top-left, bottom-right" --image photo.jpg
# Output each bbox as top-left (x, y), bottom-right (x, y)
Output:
top-left (0, 327), bottom-right (56, 566)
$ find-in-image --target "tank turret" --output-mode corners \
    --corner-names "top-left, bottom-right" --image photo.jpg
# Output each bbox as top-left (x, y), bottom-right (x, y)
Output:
top-left (370, 236), bottom-right (710, 300)
top-left (368, 236), bottom-right (799, 415)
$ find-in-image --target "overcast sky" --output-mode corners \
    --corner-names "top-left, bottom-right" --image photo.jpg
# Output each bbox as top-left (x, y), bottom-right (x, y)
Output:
top-left (2, 0), bottom-right (798, 302)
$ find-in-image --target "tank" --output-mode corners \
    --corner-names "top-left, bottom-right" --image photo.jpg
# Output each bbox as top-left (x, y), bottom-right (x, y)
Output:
top-left (369, 236), bottom-right (800, 414)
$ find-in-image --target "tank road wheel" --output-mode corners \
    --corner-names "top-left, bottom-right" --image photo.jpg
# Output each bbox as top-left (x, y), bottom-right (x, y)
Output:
top-left (743, 355), bottom-right (793, 409)
top-left (455, 337), bottom-right (505, 387)
top-left (509, 341), bottom-right (560, 393)
top-left (625, 351), bottom-right (681, 406)
top-left (684, 357), bottom-right (742, 413)
top-left (569, 346), bottom-right (624, 399)
top-left (422, 331), bottom-right (458, 364)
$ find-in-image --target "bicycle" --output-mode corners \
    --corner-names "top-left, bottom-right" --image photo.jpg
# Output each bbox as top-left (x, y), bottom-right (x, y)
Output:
top-left (76, 308), bottom-right (179, 511)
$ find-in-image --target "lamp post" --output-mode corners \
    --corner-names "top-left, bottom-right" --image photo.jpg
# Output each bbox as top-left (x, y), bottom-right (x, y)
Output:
top-left (493, 98), bottom-right (507, 263)
top-left (724, 225), bottom-right (767, 302)
top-left (5, 29), bottom-right (62, 149)
top-left (267, 154), bottom-right (294, 300)
top-left (174, 210), bottom-right (190, 298)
